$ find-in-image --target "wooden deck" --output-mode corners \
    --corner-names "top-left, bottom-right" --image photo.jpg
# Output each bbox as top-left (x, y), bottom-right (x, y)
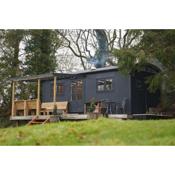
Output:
top-left (131, 113), bottom-right (174, 120)
top-left (108, 114), bottom-right (128, 119)
top-left (10, 115), bottom-right (50, 121)
top-left (10, 113), bottom-right (174, 122)
top-left (108, 113), bottom-right (175, 120)
top-left (10, 114), bottom-right (89, 121)
top-left (61, 114), bottom-right (88, 120)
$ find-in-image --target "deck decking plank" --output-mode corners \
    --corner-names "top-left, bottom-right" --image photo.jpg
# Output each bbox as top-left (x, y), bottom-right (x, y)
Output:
top-left (10, 114), bottom-right (89, 121)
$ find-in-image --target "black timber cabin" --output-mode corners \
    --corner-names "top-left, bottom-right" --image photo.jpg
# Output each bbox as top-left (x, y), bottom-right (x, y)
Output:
top-left (10, 65), bottom-right (160, 118)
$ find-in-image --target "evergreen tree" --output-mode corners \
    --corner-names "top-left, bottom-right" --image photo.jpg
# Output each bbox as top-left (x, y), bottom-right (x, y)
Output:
top-left (25, 30), bottom-right (59, 75)
top-left (114, 30), bottom-right (175, 110)
top-left (139, 30), bottom-right (175, 109)
top-left (0, 30), bottom-right (25, 121)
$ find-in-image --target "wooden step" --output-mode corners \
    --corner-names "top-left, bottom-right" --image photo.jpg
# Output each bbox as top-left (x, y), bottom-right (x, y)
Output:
top-left (27, 116), bottom-right (50, 126)
top-left (30, 121), bottom-right (43, 124)
top-left (33, 120), bottom-right (46, 122)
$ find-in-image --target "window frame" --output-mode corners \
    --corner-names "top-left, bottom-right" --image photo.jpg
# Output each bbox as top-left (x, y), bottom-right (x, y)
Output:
top-left (71, 80), bottom-right (83, 101)
top-left (57, 83), bottom-right (64, 96)
top-left (97, 79), bottom-right (105, 92)
top-left (50, 82), bottom-right (65, 99)
top-left (96, 78), bottom-right (113, 92)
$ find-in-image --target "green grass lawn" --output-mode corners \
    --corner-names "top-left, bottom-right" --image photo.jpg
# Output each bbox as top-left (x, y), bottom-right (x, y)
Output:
top-left (1, 118), bottom-right (175, 145)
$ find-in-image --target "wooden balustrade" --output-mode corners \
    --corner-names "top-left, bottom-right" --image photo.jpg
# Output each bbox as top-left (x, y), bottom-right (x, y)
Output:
top-left (13, 99), bottom-right (38, 116)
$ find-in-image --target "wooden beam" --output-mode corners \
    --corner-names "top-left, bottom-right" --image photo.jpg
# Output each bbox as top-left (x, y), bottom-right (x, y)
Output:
top-left (36, 79), bottom-right (41, 116)
top-left (53, 76), bottom-right (57, 103)
top-left (24, 100), bottom-right (27, 116)
top-left (84, 104), bottom-right (87, 114)
top-left (11, 81), bottom-right (15, 117)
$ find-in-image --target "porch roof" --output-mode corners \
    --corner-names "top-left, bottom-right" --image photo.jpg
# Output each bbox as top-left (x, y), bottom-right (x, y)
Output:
top-left (9, 72), bottom-right (74, 82)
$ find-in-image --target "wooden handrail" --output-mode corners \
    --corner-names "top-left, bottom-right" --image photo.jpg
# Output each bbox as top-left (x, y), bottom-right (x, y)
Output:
top-left (42, 116), bottom-right (50, 125)
top-left (27, 116), bottom-right (38, 126)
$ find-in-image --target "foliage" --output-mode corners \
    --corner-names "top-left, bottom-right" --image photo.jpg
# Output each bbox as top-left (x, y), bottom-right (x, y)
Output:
top-left (138, 30), bottom-right (175, 109)
top-left (0, 30), bottom-right (26, 120)
top-left (25, 30), bottom-right (59, 75)
top-left (0, 117), bottom-right (14, 128)
top-left (1, 118), bottom-right (175, 145)
top-left (146, 72), bottom-right (163, 92)
top-left (114, 48), bottom-right (146, 74)
top-left (0, 29), bottom-right (60, 126)
top-left (113, 30), bottom-right (175, 110)
top-left (87, 98), bottom-right (96, 113)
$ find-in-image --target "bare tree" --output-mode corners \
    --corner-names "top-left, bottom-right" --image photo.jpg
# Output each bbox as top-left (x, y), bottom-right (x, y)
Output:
top-left (56, 30), bottom-right (94, 70)
top-left (56, 29), bottom-right (142, 69)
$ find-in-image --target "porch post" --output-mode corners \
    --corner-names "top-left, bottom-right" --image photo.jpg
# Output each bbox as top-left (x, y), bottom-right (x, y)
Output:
top-left (84, 104), bottom-right (86, 114)
top-left (24, 100), bottom-right (27, 116)
top-left (11, 81), bottom-right (15, 117)
top-left (36, 79), bottom-right (41, 116)
top-left (53, 76), bottom-right (57, 104)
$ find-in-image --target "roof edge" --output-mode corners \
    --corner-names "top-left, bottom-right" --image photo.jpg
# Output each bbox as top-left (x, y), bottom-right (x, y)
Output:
top-left (8, 66), bottom-right (118, 82)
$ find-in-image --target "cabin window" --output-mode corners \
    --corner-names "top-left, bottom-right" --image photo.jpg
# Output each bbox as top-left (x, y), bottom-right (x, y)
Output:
top-left (71, 80), bottom-right (83, 100)
top-left (105, 79), bottom-right (113, 90)
top-left (57, 83), bottom-right (64, 95)
top-left (97, 80), bottom-right (105, 91)
top-left (97, 78), bottom-right (113, 91)
top-left (50, 83), bottom-right (64, 98)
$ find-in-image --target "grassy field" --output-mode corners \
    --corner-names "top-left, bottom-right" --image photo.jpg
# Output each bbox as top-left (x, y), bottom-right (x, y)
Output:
top-left (0, 118), bottom-right (175, 145)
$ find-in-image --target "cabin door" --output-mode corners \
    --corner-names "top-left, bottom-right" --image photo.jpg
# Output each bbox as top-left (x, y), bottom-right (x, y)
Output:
top-left (69, 80), bottom-right (84, 113)
top-left (131, 76), bottom-right (147, 114)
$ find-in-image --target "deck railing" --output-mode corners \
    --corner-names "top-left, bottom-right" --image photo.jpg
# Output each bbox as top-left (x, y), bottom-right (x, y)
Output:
top-left (13, 99), bottom-right (39, 116)
top-left (12, 100), bottom-right (68, 117)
